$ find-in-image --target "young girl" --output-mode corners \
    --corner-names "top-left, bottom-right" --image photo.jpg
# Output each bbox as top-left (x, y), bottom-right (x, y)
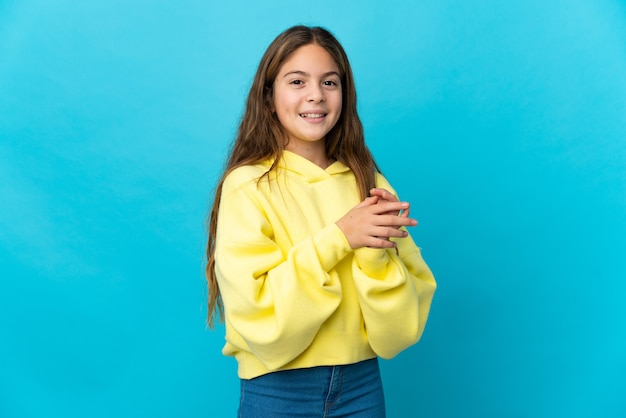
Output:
top-left (206, 25), bottom-right (436, 417)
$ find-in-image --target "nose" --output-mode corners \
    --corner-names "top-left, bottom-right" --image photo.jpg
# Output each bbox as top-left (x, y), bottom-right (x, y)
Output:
top-left (307, 84), bottom-right (325, 103)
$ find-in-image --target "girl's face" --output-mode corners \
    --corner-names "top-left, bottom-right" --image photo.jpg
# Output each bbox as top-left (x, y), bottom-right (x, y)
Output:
top-left (273, 43), bottom-right (342, 154)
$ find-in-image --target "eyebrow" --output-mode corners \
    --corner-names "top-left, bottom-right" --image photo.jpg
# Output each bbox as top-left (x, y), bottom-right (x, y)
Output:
top-left (282, 70), bottom-right (340, 79)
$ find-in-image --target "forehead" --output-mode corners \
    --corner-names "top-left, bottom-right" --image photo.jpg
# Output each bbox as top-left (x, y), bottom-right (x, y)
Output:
top-left (278, 44), bottom-right (340, 75)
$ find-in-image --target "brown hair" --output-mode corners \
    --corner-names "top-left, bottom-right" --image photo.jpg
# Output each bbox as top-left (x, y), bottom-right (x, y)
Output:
top-left (205, 25), bottom-right (380, 327)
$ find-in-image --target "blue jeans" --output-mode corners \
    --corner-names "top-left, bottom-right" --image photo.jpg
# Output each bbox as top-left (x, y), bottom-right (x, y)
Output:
top-left (238, 358), bottom-right (386, 417)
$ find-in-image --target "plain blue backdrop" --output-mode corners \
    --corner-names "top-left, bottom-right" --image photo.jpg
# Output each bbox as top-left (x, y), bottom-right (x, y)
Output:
top-left (1, 0), bottom-right (625, 417)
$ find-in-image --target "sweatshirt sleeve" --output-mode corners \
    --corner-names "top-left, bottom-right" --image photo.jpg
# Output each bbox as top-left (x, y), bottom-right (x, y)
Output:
top-left (351, 238), bottom-right (436, 358)
top-left (350, 177), bottom-right (437, 358)
top-left (214, 175), bottom-right (349, 371)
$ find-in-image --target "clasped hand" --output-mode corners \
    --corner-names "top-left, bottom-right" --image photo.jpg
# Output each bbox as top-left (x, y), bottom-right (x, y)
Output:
top-left (336, 188), bottom-right (417, 249)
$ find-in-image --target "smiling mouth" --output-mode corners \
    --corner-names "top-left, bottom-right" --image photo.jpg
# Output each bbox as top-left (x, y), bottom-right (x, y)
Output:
top-left (300, 113), bottom-right (326, 119)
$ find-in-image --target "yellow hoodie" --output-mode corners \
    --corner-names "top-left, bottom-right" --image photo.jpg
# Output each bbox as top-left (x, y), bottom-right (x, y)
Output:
top-left (215, 150), bottom-right (436, 379)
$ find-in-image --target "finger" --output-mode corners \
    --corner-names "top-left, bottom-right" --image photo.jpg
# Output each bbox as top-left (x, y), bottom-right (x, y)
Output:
top-left (370, 188), bottom-right (397, 202)
top-left (372, 226), bottom-right (410, 239)
top-left (369, 201), bottom-right (410, 215)
top-left (356, 195), bottom-right (379, 208)
top-left (366, 236), bottom-right (399, 249)
top-left (377, 214), bottom-right (418, 227)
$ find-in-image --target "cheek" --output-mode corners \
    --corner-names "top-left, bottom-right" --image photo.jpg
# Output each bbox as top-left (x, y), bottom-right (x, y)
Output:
top-left (331, 93), bottom-right (343, 117)
top-left (332, 90), bottom-right (343, 110)
top-left (274, 103), bottom-right (292, 123)
top-left (273, 97), bottom-right (295, 128)
top-left (273, 90), bottom-right (298, 115)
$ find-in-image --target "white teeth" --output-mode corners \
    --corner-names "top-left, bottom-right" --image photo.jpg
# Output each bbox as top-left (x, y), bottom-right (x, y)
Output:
top-left (300, 113), bottom-right (325, 118)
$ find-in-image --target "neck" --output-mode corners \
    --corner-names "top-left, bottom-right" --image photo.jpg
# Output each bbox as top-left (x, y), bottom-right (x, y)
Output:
top-left (285, 141), bottom-right (330, 169)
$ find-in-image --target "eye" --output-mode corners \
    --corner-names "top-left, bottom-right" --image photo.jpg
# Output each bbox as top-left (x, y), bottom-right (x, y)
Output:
top-left (323, 80), bottom-right (339, 87)
top-left (290, 79), bottom-right (304, 85)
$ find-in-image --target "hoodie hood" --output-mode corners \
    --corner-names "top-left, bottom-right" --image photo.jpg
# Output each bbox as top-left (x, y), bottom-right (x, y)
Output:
top-left (263, 150), bottom-right (351, 183)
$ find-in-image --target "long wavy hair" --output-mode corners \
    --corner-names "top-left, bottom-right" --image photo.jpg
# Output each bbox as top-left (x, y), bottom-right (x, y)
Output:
top-left (205, 25), bottom-right (380, 328)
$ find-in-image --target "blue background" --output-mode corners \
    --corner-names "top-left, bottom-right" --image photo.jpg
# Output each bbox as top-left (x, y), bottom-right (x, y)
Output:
top-left (1, 1), bottom-right (625, 417)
